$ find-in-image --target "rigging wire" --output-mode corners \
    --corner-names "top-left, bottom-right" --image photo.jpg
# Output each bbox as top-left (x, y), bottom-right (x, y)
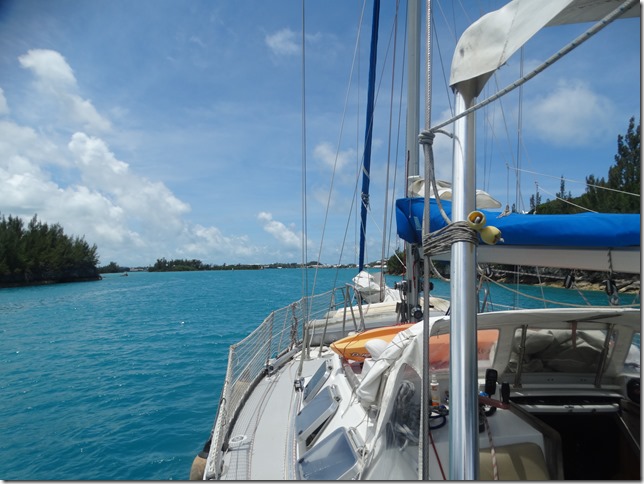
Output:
top-left (481, 93), bottom-right (497, 193)
top-left (386, 0), bottom-right (408, 273)
top-left (428, 0), bottom-right (640, 134)
top-left (515, 47), bottom-right (524, 213)
top-left (431, 10), bottom-right (454, 117)
top-left (380, 0), bottom-right (401, 291)
top-left (300, 0), bottom-right (309, 314)
top-left (488, 73), bottom-right (519, 210)
top-left (434, 0), bottom-right (456, 44)
top-left (365, 202), bottom-right (404, 265)
top-left (420, 0), bottom-right (435, 478)
top-left (355, 1), bottom-right (362, 268)
top-left (311, 0), bottom-right (368, 291)
top-left (508, 166), bottom-right (641, 198)
top-left (479, 275), bottom-right (641, 309)
top-left (424, 0), bottom-right (639, 230)
top-left (328, 1), bottom-right (406, 275)
top-left (536, 185), bottom-right (598, 213)
top-left (482, 265), bottom-right (640, 309)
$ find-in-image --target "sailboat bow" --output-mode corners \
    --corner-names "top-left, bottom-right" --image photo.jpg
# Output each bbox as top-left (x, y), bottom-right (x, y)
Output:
top-left (194, 0), bottom-right (640, 480)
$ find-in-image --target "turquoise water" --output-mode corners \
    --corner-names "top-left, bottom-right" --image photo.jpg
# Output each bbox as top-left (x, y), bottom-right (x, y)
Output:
top-left (0, 269), bottom-right (638, 480)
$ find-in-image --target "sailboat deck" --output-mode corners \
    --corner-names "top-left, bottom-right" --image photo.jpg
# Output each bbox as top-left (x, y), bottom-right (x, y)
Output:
top-left (220, 355), bottom-right (321, 480)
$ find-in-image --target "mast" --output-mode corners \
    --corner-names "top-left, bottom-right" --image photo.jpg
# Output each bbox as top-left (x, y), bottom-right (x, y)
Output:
top-left (445, 0), bottom-right (640, 479)
top-left (358, 0), bottom-right (380, 272)
top-left (404, 0), bottom-right (421, 320)
top-left (448, 87), bottom-right (480, 481)
top-left (420, 0), bottom-right (432, 478)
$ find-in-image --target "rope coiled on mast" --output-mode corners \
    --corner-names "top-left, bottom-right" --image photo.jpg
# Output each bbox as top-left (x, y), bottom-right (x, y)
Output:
top-left (422, 221), bottom-right (479, 258)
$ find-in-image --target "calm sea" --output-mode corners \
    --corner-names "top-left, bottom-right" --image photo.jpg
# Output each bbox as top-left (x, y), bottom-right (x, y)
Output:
top-left (0, 268), bottom-right (637, 480)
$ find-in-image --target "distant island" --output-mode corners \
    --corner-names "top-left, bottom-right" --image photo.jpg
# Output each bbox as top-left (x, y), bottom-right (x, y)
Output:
top-left (145, 258), bottom-right (357, 272)
top-left (0, 214), bottom-right (100, 288)
top-left (103, 255), bottom-right (639, 296)
top-left (3, 119), bottom-right (639, 291)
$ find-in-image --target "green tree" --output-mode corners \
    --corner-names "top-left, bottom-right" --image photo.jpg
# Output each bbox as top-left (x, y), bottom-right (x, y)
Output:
top-left (581, 117), bottom-right (640, 213)
top-left (539, 118), bottom-right (640, 214)
top-left (0, 213), bottom-right (99, 286)
top-left (529, 191), bottom-right (542, 213)
top-left (387, 249), bottom-right (405, 275)
top-left (99, 261), bottom-right (122, 273)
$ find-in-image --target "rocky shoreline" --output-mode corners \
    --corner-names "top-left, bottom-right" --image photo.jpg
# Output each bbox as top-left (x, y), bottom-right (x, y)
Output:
top-left (490, 268), bottom-right (640, 295)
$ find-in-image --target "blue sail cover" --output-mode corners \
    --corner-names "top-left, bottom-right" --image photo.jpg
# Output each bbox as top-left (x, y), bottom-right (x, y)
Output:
top-left (396, 197), bottom-right (640, 247)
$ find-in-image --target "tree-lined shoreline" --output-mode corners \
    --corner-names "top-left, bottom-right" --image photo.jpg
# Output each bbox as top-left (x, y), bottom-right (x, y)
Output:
top-left (0, 214), bottom-right (100, 288)
top-left (1, 118), bottom-right (639, 290)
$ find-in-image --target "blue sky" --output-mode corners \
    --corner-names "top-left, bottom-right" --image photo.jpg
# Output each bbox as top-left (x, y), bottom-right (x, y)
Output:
top-left (0, 0), bottom-right (640, 267)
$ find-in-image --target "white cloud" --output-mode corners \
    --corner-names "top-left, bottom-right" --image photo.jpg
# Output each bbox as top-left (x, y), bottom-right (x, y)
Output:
top-left (0, 158), bottom-right (142, 256)
top-left (67, 95), bottom-right (112, 132)
top-left (257, 211), bottom-right (301, 248)
top-left (0, 118), bottom-right (258, 265)
top-left (265, 28), bottom-right (300, 56)
top-left (181, 225), bottom-right (257, 259)
top-left (429, 131), bottom-right (454, 182)
top-left (68, 132), bottom-right (129, 178)
top-left (313, 142), bottom-right (355, 172)
top-left (0, 124), bottom-right (261, 265)
top-left (18, 49), bottom-right (76, 86)
top-left (0, 120), bottom-right (68, 169)
top-left (18, 49), bottom-right (111, 132)
top-left (526, 79), bottom-right (615, 146)
top-left (1, 168), bottom-right (58, 214)
top-left (0, 48), bottom-right (277, 266)
top-left (0, 87), bottom-right (9, 115)
top-left (189, 35), bottom-right (206, 48)
top-left (67, 132), bottom-right (190, 233)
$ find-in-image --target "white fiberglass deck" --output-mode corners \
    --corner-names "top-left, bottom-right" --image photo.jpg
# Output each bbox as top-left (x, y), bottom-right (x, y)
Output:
top-left (219, 354), bottom-right (322, 480)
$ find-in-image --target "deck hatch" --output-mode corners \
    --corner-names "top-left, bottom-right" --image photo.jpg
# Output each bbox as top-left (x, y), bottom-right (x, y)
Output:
top-left (297, 427), bottom-right (362, 480)
top-left (296, 384), bottom-right (340, 454)
top-left (303, 360), bottom-right (333, 403)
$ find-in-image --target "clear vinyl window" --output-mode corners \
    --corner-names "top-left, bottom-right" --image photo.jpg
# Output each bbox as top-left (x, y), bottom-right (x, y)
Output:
top-left (506, 327), bottom-right (608, 373)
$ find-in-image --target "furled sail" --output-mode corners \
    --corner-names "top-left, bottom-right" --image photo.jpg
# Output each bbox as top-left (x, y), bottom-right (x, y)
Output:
top-left (396, 197), bottom-right (640, 273)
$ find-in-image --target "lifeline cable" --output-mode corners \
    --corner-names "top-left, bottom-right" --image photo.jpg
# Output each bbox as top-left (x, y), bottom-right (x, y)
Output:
top-left (479, 274), bottom-right (641, 308)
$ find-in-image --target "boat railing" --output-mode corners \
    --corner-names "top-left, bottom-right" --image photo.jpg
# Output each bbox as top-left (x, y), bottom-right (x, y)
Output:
top-left (304, 284), bottom-right (367, 352)
top-left (206, 286), bottom-right (352, 479)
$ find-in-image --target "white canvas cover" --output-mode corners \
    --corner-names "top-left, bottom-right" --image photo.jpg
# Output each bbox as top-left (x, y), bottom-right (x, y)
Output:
top-left (450, 0), bottom-right (639, 96)
top-left (352, 270), bottom-right (399, 303)
top-left (407, 178), bottom-right (502, 209)
top-left (356, 321), bottom-right (425, 403)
